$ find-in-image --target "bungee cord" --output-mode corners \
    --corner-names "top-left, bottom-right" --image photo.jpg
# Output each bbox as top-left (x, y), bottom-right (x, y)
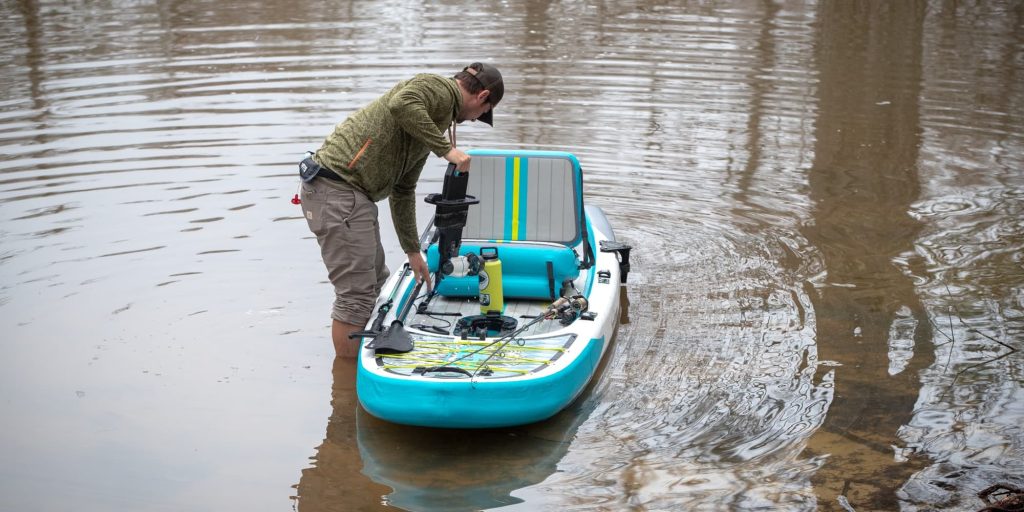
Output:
top-left (378, 312), bottom-right (557, 378)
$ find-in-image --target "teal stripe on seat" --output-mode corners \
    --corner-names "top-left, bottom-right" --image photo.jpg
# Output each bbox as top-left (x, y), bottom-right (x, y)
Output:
top-left (518, 158), bottom-right (529, 240)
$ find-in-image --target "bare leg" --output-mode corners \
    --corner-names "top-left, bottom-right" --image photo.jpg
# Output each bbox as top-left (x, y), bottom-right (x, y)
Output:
top-left (332, 319), bottom-right (362, 358)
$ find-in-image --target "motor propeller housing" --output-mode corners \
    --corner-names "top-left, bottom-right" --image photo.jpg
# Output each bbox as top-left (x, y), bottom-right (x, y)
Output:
top-left (441, 252), bottom-right (481, 278)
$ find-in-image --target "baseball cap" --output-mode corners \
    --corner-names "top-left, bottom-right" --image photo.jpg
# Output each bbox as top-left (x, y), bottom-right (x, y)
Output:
top-left (462, 62), bottom-right (503, 126)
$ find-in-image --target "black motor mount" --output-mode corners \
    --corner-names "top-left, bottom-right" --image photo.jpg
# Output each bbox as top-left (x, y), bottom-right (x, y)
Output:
top-left (425, 164), bottom-right (479, 264)
top-left (418, 163), bottom-right (479, 313)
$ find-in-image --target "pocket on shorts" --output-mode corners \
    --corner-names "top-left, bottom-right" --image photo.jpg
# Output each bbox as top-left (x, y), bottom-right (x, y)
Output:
top-left (329, 193), bottom-right (376, 271)
top-left (300, 181), bottom-right (326, 233)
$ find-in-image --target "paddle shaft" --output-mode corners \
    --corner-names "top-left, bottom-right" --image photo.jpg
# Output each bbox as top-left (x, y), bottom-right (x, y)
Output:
top-left (392, 276), bottom-right (424, 327)
top-left (369, 265), bottom-right (409, 330)
top-left (350, 264), bottom-right (410, 339)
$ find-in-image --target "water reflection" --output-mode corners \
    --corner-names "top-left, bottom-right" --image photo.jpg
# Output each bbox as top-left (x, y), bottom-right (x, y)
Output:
top-left (294, 348), bottom-right (612, 511)
top-left (292, 360), bottom-right (392, 511)
top-left (798, 2), bottom-right (935, 510)
top-left (893, 1), bottom-right (1024, 508)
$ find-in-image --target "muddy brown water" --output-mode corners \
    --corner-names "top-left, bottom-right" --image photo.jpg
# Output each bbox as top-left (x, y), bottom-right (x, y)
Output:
top-left (1, 1), bottom-right (1022, 511)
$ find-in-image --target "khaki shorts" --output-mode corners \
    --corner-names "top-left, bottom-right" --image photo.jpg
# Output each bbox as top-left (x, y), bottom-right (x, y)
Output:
top-left (301, 177), bottom-right (389, 326)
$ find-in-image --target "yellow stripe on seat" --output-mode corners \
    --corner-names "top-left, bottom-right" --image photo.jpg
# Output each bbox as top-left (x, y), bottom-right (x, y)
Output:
top-left (511, 157), bottom-right (521, 240)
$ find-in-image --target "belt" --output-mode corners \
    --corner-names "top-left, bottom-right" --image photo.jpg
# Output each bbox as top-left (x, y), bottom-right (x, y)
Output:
top-left (317, 167), bottom-right (343, 182)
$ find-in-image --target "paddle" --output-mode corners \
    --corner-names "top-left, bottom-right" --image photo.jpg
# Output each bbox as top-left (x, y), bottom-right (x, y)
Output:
top-left (350, 263), bottom-right (409, 340)
top-left (363, 276), bottom-right (424, 354)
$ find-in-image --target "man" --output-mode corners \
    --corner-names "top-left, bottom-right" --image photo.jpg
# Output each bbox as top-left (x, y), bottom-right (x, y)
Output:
top-left (299, 62), bottom-right (504, 358)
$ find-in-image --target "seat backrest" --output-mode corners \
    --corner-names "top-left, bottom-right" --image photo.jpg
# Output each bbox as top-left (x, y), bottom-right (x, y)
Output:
top-left (463, 151), bottom-right (584, 246)
top-left (425, 150), bottom-right (586, 301)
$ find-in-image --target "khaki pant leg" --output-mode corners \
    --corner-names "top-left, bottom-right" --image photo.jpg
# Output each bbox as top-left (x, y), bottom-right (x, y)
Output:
top-left (301, 179), bottom-right (385, 326)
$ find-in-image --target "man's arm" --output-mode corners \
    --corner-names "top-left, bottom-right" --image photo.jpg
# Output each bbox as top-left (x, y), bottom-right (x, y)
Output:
top-left (390, 159), bottom-right (430, 286)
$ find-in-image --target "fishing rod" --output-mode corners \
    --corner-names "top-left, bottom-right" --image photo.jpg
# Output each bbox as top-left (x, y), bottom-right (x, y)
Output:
top-left (407, 314), bottom-right (547, 377)
top-left (412, 295), bottom-right (589, 377)
top-left (469, 296), bottom-right (588, 377)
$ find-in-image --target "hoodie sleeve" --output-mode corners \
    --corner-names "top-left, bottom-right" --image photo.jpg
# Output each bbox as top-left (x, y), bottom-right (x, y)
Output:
top-left (387, 75), bottom-right (456, 158)
top-left (390, 155), bottom-right (427, 254)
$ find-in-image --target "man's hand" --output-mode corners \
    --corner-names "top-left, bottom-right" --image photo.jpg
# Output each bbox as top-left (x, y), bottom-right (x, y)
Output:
top-left (406, 251), bottom-right (432, 291)
top-left (444, 147), bottom-right (471, 172)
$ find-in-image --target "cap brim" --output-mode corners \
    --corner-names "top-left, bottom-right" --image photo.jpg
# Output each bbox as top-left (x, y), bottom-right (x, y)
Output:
top-left (478, 109), bottom-right (493, 127)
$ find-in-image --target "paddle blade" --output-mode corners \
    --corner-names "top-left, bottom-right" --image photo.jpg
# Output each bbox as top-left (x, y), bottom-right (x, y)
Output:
top-left (364, 320), bottom-right (414, 354)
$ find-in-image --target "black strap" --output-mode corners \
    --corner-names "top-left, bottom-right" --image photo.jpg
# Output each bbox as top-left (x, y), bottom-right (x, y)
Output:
top-left (546, 261), bottom-right (556, 300)
top-left (577, 167), bottom-right (595, 270)
top-left (300, 157), bottom-right (343, 182)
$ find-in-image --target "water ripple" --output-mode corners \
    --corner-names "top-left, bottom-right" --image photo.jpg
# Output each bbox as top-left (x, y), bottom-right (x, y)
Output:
top-left (1, 1), bottom-right (1023, 511)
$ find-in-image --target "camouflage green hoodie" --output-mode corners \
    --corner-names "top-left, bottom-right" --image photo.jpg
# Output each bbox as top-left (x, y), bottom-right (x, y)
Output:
top-left (314, 74), bottom-right (461, 253)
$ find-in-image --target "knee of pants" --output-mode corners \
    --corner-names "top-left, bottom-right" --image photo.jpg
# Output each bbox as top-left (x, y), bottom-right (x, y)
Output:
top-left (331, 296), bottom-right (374, 327)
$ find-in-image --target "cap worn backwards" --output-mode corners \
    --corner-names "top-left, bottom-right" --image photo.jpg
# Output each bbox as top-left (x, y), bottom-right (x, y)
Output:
top-left (462, 62), bottom-right (503, 126)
